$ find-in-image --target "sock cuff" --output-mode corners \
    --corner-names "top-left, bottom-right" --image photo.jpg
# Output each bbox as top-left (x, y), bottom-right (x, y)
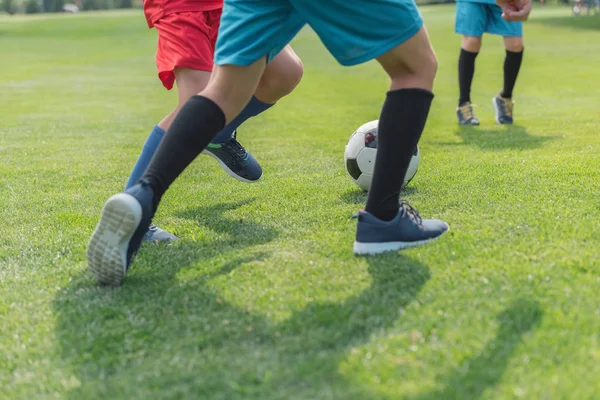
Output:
top-left (386, 88), bottom-right (434, 100)
top-left (189, 95), bottom-right (226, 127)
top-left (506, 48), bottom-right (524, 56)
top-left (144, 125), bottom-right (167, 149)
top-left (246, 96), bottom-right (275, 117)
top-left (251, 95), bottom-right (275, 107)
top-left (153, 125), bottom-right (166, 135)
top-left (460, 48), bottom-right (479, 57)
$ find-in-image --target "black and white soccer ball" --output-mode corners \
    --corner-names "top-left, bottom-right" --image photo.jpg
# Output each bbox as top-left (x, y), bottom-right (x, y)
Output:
top-left (344, 120), bottom-right (420, 192)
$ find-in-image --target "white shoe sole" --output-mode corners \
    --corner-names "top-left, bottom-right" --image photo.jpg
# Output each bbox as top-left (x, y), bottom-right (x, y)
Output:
top-left (86, 193), bottom-right (142, 286)
top-left (202, 150), bottom-right (262, 183)
top-left (493, 97), bottom-right (501, 124)
top-left (353, 237), bottom-right (440, 255)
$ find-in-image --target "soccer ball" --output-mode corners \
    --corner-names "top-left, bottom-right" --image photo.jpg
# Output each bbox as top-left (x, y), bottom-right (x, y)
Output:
top-left (344, 120), bottom-right (420, 192)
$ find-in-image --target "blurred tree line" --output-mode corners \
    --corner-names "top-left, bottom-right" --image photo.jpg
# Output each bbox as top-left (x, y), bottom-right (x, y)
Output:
top-left (2, 0), bottom-right (139, 14)
top-left (2, 0), bottom-right (570, 15)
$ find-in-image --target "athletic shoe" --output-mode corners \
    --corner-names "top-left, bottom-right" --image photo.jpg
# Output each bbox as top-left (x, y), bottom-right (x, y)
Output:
top-left (203, 131), bottom-right (263, 182)
top-left (493, 94), bottom-right (514, 125)
top-left (457, 102), bottom-right (480, 125)
top-left (144, 223), bottom-right (177, 244)
top-left (86, 181), bottom-right (155, 286)
top-left (353, 201), bottom-right (449, 255)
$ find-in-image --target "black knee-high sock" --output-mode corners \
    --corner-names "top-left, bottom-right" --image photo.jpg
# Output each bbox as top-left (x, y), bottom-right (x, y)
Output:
top-left (458, 48), bottom-right (478, 106)
top-left (365, 89), bottom-right (434, 221)
top-left (141, 95), bottom-right (226, 204)
top-left (501, 49), bottom-right (523, 99)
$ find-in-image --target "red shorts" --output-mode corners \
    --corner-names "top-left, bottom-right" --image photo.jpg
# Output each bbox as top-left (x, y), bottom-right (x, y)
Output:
top-left (153, 9), bottom-right (222, 90)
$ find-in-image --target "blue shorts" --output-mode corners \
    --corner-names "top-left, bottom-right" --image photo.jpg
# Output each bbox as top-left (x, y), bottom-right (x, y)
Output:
top-left (215, 0), bottom-right (424, 67)
top-left (455, 1), bottom-right (523, 37)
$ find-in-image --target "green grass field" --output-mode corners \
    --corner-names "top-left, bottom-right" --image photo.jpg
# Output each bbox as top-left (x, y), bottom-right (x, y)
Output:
top-left (1, 6), bottom-right (600, 399)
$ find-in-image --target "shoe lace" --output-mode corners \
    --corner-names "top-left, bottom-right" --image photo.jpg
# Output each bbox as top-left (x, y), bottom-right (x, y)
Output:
top-left (500, 97), bottom-right (514, 117)
top-left (225, 133), bottom-right (247, 159)
top-left (400, 200), bottom-right (422, 224)
top-left (459, 103), bottom-right (476, 120)
top-left (351, 200), bottom-right (422, 223)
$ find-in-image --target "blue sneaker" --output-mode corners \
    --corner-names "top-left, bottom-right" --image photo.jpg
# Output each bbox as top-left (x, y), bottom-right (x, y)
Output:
top-left (493, 94), bottom-right (514, 125)
top-left (353, 201), bottom-right (449, 255)
top-left (86, 181), bottom-right (155, 286)
top-left (144, 223), bottom-right (177, 244)
top-left (457, 102), bottom-right (480, 126)
top-left (203, 132), bottom-right (263, 183)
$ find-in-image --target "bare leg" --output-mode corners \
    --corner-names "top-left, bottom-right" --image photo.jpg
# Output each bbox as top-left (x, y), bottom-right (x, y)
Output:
top-left (365, 27), bottom-right (438, 219)
top-left (462, 35), bottom-right (483, 53)
top-left (157, 68), bottom-right (211, 131)
top-left (255, 45), bottom-right (303, 104)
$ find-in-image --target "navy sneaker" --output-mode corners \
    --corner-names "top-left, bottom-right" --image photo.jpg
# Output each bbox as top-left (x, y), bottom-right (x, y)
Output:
top-left (457, 102), bottom-right (480, 126)
top-left (144, 223), bottom-right (177, 244)
top-left (203, 132), bottom-right (263, 182)
top-left (353, 201), bottom-right (449, 255)
top-left (493, 94), bottom-right (514, 125)
top-left (86, 181), bottom-right (155, 286)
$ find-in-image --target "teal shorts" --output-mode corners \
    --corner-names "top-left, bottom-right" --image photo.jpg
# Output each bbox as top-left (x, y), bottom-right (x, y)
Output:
top-left (215, 0), bottom-right (424, 67)
top-left (455, 1), bottom-right (523, 37)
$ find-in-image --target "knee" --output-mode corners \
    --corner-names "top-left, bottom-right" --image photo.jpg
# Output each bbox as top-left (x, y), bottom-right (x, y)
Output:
top-left (505, 37), bottom-right (524, 52)
top-left (257, 52), bottom-right (304, 100)
top-left (404, 46), bottom-right (438, 84)
top-left (462, 36), bottom-right (483, 53)
top-left (412, 47), bottom-right (438, 86)
top-left (387, 46), bottom-right (437, 91)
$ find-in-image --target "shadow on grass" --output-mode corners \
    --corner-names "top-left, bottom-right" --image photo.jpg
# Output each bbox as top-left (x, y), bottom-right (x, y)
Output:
top-left (532, 13), bottom-right (600, 31)
top-left (173, 199), bottom-right (278, 253)
top-left (53, 199), bottom-right (279, 397)
top-left (124, 198), bottom-right (279, 281)
top-left (346, 298), bottom-right (543, 400)
top-left (54, 233), bottom-right (429, 399)
top-left (456, 124), bottom-right (556, 151)
top-left (340, 186), bottom-right (419, 206)
top-left (410, 298), bottom-right (543, 400)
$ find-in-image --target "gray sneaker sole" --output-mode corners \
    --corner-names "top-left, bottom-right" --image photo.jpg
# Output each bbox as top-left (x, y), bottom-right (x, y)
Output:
top-left (202, 150), bottom-right (262, 183)
top-left (143, 228), bottom-right (178, 244)
top-left (86, 193), bottom-right (141, 286)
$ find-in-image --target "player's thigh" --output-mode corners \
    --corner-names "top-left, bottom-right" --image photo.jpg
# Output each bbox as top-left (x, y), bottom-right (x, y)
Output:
top-left (260, 45), bottom-right (304, 91)
top-left (486, 5), bottom-right (523, 39)
top-left (291, 0), bottom-right (424, 67)
top-left (211, 0), bottom-right (305, 120)
top-left (376, 26), bottom-right (437, 90)
top-left (215, 0), bottom-right (305, 67)
top-left (204, 61), bottom-right (268, 123)
top-left (455, 2), bottom-right (487, 37)
top-left (265, 46), bottom-right (303, 78)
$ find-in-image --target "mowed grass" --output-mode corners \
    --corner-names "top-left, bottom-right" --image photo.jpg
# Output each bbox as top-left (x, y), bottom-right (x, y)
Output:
top-left (1, 6), bottom-right (600, 399)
